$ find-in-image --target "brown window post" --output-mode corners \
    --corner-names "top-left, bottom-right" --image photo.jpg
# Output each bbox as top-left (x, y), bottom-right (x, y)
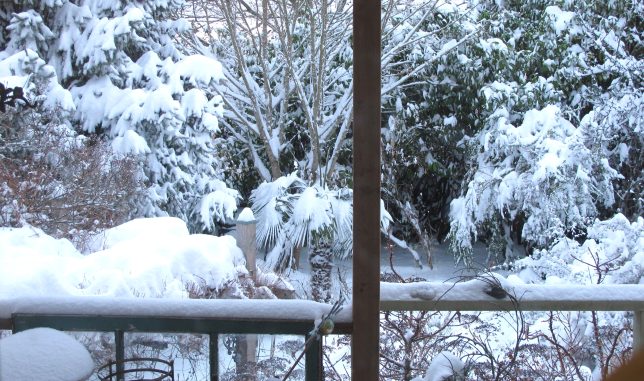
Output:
top-left (353, 1), bottom-right (381, 380)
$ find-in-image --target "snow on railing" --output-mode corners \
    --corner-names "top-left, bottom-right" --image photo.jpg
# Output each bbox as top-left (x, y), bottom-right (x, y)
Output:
top-left (381, 280), bottom-right (644, 350)
top-left (1, 281), bottom-right (643, 380)
top-left (0, 296), bottom-right (353, 327)
top-left (0, 296), bottom-right (352, 381)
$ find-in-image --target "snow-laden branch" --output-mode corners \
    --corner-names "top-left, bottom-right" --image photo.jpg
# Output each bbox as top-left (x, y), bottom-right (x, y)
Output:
top-left (382, 28), bottom-right (480, 95)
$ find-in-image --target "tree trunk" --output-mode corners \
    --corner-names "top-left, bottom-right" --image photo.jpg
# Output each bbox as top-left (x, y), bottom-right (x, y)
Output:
top-left (310, 240), bottom-right (333, 303)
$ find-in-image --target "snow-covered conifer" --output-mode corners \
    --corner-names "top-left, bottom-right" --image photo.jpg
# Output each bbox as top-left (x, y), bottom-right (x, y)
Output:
top-left (1, 0), bottom-right (238, 233)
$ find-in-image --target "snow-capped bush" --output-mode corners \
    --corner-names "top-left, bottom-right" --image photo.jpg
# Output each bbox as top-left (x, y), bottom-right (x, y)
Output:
top-left (251, 173), bottom-right (361, 271)
top-left (449, 105), bottom-right (617, 263)
top-left (415, 351), bottom-right (465, 381)
top-left (0, 217), bottom-right (244, 298)
top-left (0, 109), bottom-right (144, 247)
top-left (251, 172), bottom-right (395, 270)
top-left (0, 0), bottom-right (238, 234)
top-left (516, 214), bottom-right (644, 285)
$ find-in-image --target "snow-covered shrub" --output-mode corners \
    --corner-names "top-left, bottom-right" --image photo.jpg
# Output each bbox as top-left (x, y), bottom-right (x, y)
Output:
top-left (449, 105), bottom-right (617, 263)
top-left (71, 51), bottom-right (239, 233)
top-left (504, 214), bottom-right (642, 380)
top-left (380, 2), bottom-right (482, 245)
top-left (0, 109), bottom-right (143, 247)
top-left (252, 173), bottom-right (348, 271)
top-left (522, 309), bottom-right (631, 381)
top-left (516, 214), bottom-right (644, 285)
top-left (251, 173), bottom-right (391, 271)
top-left (0, 217), bottom-right (245, 298)
top-left (379, 271), bottom-right (463, 381)
top-left (0, 0), bottom-right (239, 234)
top-left (445, 0), bottom-right (643, 264)
top-left (413, 351), bottom-right (465, 381)
top-left (380, 308), bottom-right (459, 381)
top-left (582, 93), bottom-right (643, 221)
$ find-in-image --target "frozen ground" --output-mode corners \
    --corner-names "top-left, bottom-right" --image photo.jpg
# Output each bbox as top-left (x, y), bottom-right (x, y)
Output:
top-left (257, 238), bottom-right (494, 300)
top-left (376, 240), bottom-right (492, 281)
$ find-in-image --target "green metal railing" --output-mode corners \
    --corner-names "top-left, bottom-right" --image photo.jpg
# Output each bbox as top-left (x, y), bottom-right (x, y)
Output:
top-left (6, 313), bottom-right (352, 381)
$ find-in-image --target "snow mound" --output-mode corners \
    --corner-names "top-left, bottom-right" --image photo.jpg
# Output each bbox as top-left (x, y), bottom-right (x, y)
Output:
top-left (0, 218), bottom-right (244, 299)
top-left (413, 351), bottom-right (465, 381)
top-left (86, 217), bottom-right (189, 251)
top-left (0, 327), bottom-right (94, 381)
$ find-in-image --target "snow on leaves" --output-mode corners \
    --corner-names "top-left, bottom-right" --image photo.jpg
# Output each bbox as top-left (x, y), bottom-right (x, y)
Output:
top-left (450, 105), bottom-right (618, 261)
top-left (1, 0), bottom-right (236, 234)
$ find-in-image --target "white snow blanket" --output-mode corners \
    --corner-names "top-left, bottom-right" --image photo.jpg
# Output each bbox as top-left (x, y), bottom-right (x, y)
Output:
top-left (0, 217), bottom-right (244, 299)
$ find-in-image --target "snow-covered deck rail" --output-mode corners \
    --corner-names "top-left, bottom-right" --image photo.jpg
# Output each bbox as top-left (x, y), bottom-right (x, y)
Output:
top-left (0, 297), bottom-right (353, 381)
top-left (1, 282), bottom-right (643, 379)
top-left (381, 281), bottom-right (644, 350)
top-left (0, 296), bottom-right (354, 326)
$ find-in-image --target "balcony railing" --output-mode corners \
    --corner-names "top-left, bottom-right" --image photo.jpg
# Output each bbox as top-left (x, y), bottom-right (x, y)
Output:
top-left (380, 281), bottom-right (644, 351)
top-left (1, 282), bottom-right (643, 380)
top-left (0, 297), bottom-right (352, 380)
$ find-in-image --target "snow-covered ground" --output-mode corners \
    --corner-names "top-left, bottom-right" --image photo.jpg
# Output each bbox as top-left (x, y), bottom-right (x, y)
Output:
top-left (3, 217), bottom-right (639, 381)
top-left (0, 217), bottom-right (485, 301)
top-left (0, 217), bottom-right (488, 380)
top-left (350, 239), bottom-right (492, 281)
top-left (278, 237), bottom-right (493, 301)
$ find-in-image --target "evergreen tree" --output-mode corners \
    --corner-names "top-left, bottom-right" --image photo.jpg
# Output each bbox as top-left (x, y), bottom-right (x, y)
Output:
top-left (381, 1), bottom-right (482, 247)
top-left (0, 0), bottom-right (238, 233)
top-left (447, 0), bottom-right (643, 263)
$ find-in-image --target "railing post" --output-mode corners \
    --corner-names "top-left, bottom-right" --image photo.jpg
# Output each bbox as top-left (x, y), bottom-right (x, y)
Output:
top-left (634, 310), bottom-right (644, 351)
top-left (210, 333), bottom-right (219, 381)
top-left (305, 334), bottom-right (323, 381)
top-left (236, 335), bottom-right (257, 380)
top-left (236, 207), bottom-right (257, 279)
top-left (115, 329), bottom-right (125, 381)
top-left (236, 208), bottom-right (259, 381)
